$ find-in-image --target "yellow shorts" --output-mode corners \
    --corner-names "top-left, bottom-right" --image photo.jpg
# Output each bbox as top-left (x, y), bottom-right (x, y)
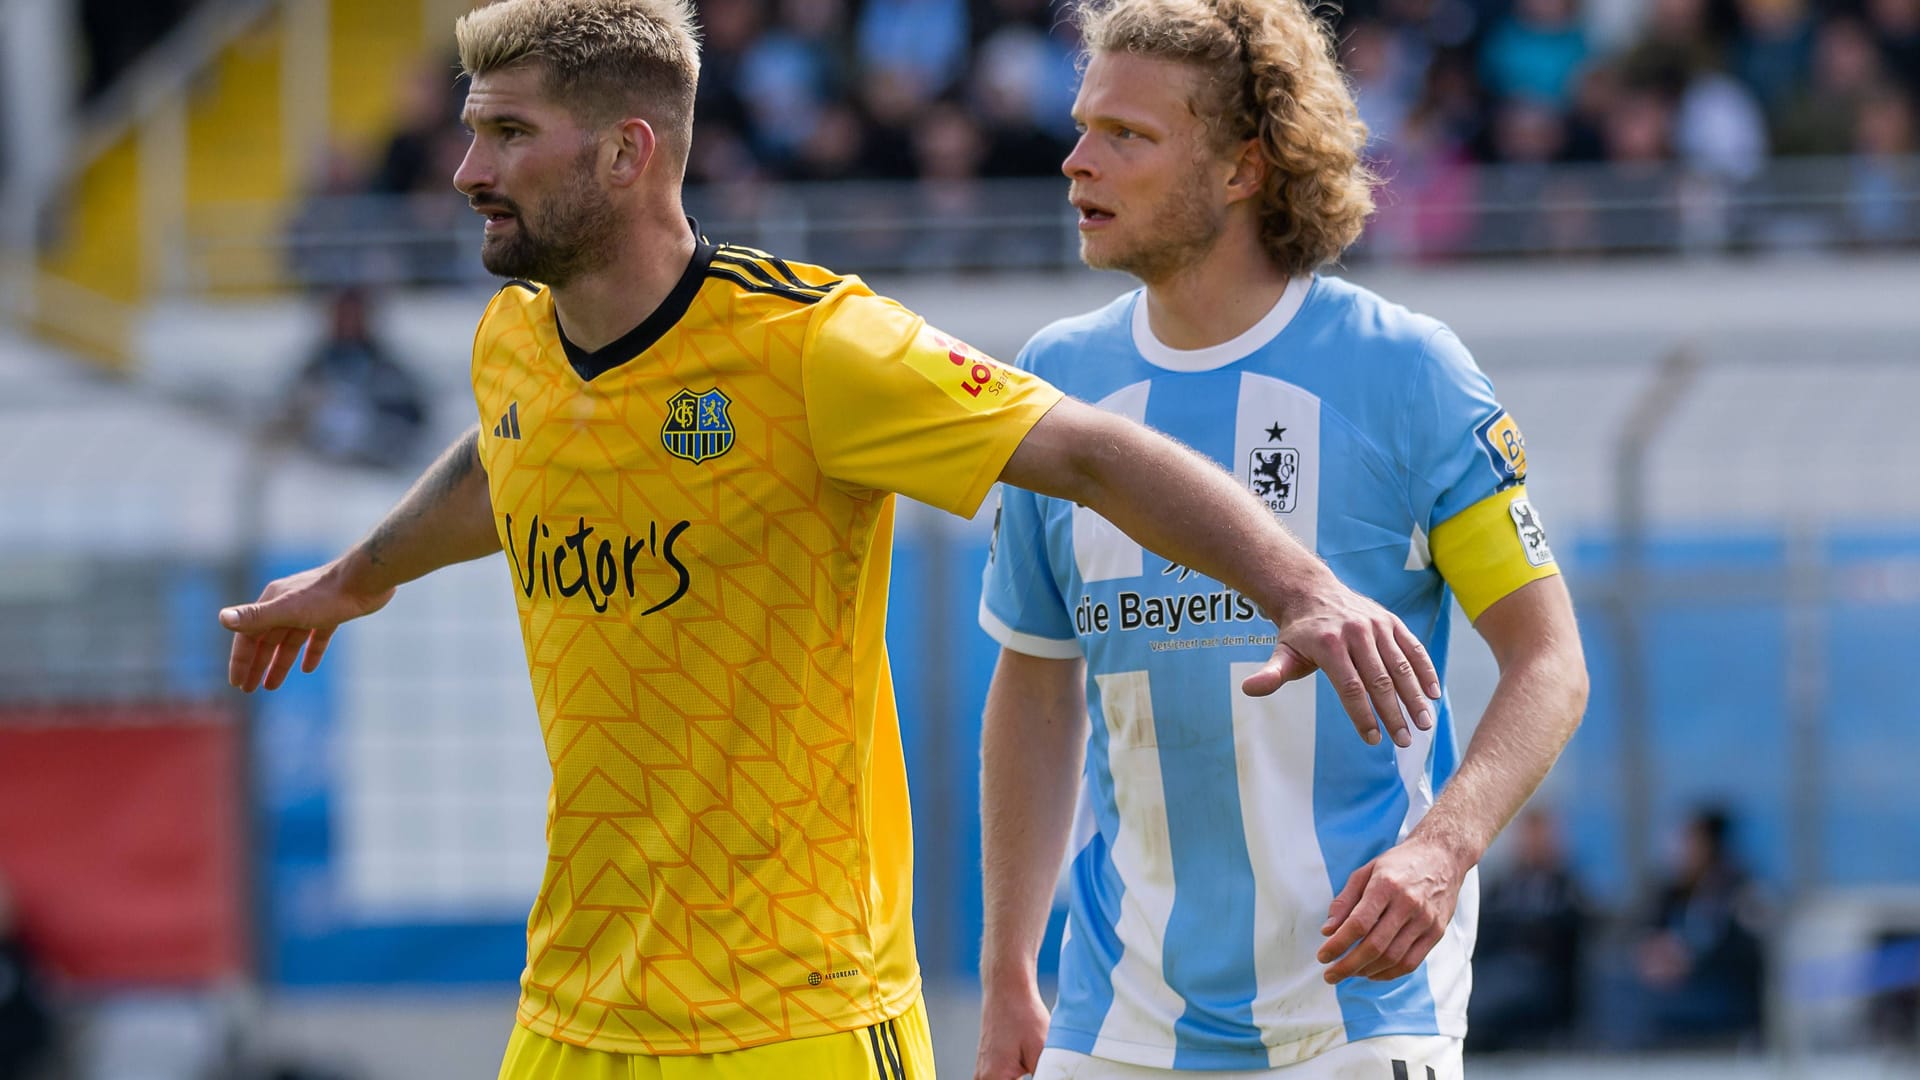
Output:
top-left (496, 994), bottom-right (935, 1080)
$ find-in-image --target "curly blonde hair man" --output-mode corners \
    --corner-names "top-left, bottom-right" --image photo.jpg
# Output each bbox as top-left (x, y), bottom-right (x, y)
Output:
top-left (974, 4), bottom-right (1585, 1080)
top-left (1071, 0), bottom-right (1378, 278)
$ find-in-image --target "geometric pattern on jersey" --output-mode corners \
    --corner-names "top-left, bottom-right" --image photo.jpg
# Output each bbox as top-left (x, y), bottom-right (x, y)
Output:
top-left (981, 275), bottom-right (1551, 1068)
top-left (473, 232), bottom-right (1061, 1055)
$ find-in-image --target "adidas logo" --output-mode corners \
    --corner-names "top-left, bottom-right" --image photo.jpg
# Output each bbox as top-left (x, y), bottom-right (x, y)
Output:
top-left (493, 402), bottom-right (523, 440)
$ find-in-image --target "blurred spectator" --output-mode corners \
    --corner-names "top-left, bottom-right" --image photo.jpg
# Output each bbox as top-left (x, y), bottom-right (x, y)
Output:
top-left (0, 874), bottom-right (55, 1079)
top-left (1349, 19), bottom-right (1428, 152)
top-left (287, 147), bottom-right (380, 288)
top-left (1871, 0), bottom-right (1920, 94)
top-left (691, 0), bottom-right (760, 166)
top-left (370, 63), bottom-right (464, 197)
top-left (1849, 84), bottom-right (1920, 241)
top-left (739, 0), bottom-right (849, 165)
top-left (1475, 98), bottom-right (1572, 251)
top-left (1468, 808), bottom-right (1587, 1052)
top-left (1628, 806), bottom-right (1769, 1048)
top-left (856, 0), bottom-right (971, 103)
top-left (855, 69), bottom-right (931, 179)
top-left (971, 24), bottom-right (1077, 176)
top-left (1480, 0), bottom-right (1592, 107)
top-left (281, 289), bottom-right (430, 470)
top-left (1776, 18), bottom-right (1889, 155)
top-left (907, 102), bottom-right (1005, 268)
top-left (789, 101), bottom-right (876, 181)
top-left (1733, 0), bottom-right (1817, 114)
top-left (1674, 71), bottom-right (1770, 180)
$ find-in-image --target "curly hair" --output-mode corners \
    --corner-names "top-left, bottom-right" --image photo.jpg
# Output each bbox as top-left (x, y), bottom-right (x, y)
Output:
top-left (457, 0), bottom-right (700, 155)
top-left (1072, 0), bottom-right (1378, 276)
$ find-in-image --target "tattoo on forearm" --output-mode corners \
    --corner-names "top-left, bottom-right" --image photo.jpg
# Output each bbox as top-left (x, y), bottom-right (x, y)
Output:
top-left (366, 429), bottom-right (481, 568)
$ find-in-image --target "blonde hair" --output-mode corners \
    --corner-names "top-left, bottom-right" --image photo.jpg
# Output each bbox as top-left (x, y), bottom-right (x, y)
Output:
top-left (1073, 0), bottom-right (1378, 276)
top-left (456, 0), bottom-right (700, 148)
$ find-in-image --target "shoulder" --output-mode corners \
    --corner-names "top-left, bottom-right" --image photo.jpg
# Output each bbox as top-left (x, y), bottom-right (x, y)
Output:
top-left (1017, 290), bottom-right (1138, 375)
top-left (1303, 275), bottom-right (1461, 371)
top-left (473, 279), bottom-right (547, 354)
top-left (481, 277), bottom-right (544, 320)
top-left (705, 243), bottom-right (845, 306)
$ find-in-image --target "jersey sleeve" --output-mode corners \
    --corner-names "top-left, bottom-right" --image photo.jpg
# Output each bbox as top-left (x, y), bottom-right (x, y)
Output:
top-left (1410, 327), bottom-right (1560, 621)
top-left (979, 482), bottom-right (1081, 658)
top-left (802, 283), bottom-right (1065, 517)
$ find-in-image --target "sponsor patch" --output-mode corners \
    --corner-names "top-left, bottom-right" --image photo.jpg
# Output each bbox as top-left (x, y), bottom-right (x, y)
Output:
top-left (905, 330), bottom-right (1012, 410)
top-left (1509, 497), bottom-right (1554, 567)
top-left (1474, 409), bottom-right (1528, 488)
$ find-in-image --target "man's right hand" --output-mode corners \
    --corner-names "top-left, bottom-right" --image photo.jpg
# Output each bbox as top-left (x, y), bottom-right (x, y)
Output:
top-left (1240, 579), bottom-right (1440, 748)
top-left (974, 977), bottom-right (1051, 1080)
top-left (220, 560), bottom-right (394, 692)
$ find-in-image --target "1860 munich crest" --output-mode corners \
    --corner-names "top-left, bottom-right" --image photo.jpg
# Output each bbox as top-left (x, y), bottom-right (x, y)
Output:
top-left (662, 388), bottom-right (735, 464)
top-left (1250, 422), bottom-right (1300, 514)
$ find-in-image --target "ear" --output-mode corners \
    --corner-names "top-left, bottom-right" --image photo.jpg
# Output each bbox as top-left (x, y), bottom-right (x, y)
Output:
top-left (1223, 137), bottom-right (1266, 206)
top-left (605, 116), bottom-right (659, 187)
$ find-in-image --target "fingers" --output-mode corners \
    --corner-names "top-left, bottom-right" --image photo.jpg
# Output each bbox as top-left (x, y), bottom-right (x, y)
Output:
top-left (302, 628), bottom-right (336, 674)
top-left (1377, 621), bottom-right (1435, 734)
top-left (261, 630), bottom-right (312, 692)
top-left (1322, 893), bottom-right (1410, 984)
top-left (1316, 865), bottom-right (1384, 969)
top-left (241, 628), bottom-right (296, 693)
top-left (1396, 620), bottom-right (1442, 701)
top-left (228, 630), bottom-right (260, 689)
top-left (1315, 641), bottom-right (1385, 747)
top-left (1240, 644), bottom-right (1315, 698)
top-left (1321, 866), bottom-right (1366, 936)
top-left (1357, 922), bottom-right (1444, 982)
top-left (1350, 630), bottom-right (1412, 749)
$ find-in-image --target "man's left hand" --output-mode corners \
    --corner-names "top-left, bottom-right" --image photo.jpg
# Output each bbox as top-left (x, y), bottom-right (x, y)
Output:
top-left (1316, 836), bottom-right (1468, 983)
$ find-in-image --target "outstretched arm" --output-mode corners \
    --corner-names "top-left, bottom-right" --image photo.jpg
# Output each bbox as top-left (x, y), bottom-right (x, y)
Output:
top-left (1001, 396), bottom-right (1441, 745)
top-left (1317, 575), bottom-right (1587, 983)
top-left (220, 426), bottom-right (500, 691)
top-left (975, 649), bottom-right (1087, 1080)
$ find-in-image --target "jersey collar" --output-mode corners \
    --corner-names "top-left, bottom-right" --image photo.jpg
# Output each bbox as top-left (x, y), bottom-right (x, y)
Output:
top-left (557, 219), bottom-right (716, 382)
top-left (1131, 275), bottom-right (1312, 373)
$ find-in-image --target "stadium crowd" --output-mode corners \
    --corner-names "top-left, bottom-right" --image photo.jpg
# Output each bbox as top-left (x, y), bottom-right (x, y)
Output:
top-left (309, 0), bottom-right (1920, 270)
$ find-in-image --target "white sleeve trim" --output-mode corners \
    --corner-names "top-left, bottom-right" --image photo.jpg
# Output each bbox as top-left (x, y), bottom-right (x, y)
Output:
top-left (978, 598), bottom-right (1083, 659)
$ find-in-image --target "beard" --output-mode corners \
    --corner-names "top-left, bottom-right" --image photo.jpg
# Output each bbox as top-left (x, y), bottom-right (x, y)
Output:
top-left (1079, 168), bottom-right (1227, 285)
top-left (478, 148), bottom-right (623, 287)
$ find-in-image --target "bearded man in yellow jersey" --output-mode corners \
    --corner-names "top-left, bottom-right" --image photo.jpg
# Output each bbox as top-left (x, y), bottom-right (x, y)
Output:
top-left (218, 1), bottom-right (1443, 1076)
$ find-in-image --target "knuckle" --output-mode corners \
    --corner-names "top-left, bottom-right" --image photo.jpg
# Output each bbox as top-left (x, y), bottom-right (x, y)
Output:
top-left (1338, 676), bottom-right (1367, 698)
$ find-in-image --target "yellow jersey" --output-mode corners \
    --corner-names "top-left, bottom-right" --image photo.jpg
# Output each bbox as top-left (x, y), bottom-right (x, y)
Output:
top-left (470, 232), bottom-right (1062, 1056)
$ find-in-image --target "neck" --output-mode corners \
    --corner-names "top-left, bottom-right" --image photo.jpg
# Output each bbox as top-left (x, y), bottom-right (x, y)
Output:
top-left (1141, 222), bottom-right (1290, 351)
top-left (549, 205), bottom-right (695, 353)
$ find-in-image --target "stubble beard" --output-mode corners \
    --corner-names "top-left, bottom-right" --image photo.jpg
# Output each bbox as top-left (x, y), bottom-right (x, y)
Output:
top-left (1079, 170), bottom-right (1227, 286)
top-left (479, 148), bottom-right (624, 287)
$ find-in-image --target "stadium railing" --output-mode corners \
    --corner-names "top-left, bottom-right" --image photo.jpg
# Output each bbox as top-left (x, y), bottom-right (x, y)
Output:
top-left (164, 156), bottom-right (1920, 294)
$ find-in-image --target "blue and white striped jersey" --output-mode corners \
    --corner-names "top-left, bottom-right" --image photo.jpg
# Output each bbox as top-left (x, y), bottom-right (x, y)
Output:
top-left (979, 274), bottom-right (1558, 1069)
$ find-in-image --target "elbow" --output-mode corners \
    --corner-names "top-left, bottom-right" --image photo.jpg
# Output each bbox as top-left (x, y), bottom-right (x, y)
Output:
top-left (1561, 648), bottom-right (1591, 736)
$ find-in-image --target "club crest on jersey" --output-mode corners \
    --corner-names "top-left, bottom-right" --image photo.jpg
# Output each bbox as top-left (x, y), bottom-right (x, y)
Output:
top-left (1475, 409), bottom-right (1528, 489)
top-left (1249, 422), bottom-right (1299, 514)
top-left (1510, 496), bottom-right (1554, 567)
top-left (662, 387), bottom-right (735, 464)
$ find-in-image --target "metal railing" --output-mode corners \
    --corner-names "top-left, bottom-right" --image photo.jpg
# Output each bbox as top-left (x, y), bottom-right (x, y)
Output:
top-left (177, 155), bottom-right (1920, 293)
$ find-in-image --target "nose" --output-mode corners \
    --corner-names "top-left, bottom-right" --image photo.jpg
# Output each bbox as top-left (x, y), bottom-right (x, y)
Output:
top-left (1062, 133), bottom-right (1097, 181)
top-left (453, 135), bottom-right (489, 197)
